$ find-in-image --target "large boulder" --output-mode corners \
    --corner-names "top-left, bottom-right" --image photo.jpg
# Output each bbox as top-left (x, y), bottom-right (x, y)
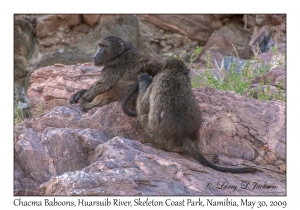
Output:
top-left (27, 62), bottom-right (102, 118)
top-left (139, 14), bottom-right (224, 45)
top-left (14, 19), bottom-right (36, 81)
top-left (36, 15), bottom-right (82, 39)
top-left (198, 23), bottom-right (253, 70)
top-left (14, 63), bottom-right (286, 195)
top-left (14, 19), bottom-right (38, 119)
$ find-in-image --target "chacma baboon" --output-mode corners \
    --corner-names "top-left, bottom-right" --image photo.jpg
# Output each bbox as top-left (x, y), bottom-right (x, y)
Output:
top-left (69, 35), bottom-right (163, 112)
top-left (122, 65), bottom-right (190, 117)
top-left (136, 58), bottom-right (256, 173)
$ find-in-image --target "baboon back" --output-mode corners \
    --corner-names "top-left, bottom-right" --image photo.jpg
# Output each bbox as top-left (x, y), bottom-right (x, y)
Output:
top-left (148, 71), bottom-right (202, 140)
top-left (136, 58), bottom-right (256, 174)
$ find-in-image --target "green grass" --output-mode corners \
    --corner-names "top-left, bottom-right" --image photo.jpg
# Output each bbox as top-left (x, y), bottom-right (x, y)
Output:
top-left (36, 104), bottom-right (45, 116)
top-left (14, 108), bottom-right (23, 125)
top-left (175, 46), bottom-right (285, 102)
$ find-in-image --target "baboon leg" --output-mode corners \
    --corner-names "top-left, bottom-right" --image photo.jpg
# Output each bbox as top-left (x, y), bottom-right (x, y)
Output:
top-left (80, 88), bottom-right (120, 111)
top-left (137, 73), bottom-right (152, 115)
top-left (143, 129), bottom-right (177, 152)
top-left (138, 114), bottom-right (149, 129)
top-left (69, 89), bottom-right (87, 104)
top-left (79, 65), bottom-right (125, 104)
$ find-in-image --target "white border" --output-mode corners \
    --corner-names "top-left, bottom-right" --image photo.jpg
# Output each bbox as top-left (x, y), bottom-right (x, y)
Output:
top-left (4, 0), bottom-right (296, 209)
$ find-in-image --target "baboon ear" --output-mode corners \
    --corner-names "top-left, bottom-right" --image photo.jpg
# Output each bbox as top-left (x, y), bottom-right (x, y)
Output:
top-left (164, 59), bottom-right (168, 68)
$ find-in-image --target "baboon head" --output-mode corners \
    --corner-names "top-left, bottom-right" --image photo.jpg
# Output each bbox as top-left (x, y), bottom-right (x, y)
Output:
top-left (93, 35), bottom-right (131, 66)
top-left (164, 58), bottom-right (190, 75)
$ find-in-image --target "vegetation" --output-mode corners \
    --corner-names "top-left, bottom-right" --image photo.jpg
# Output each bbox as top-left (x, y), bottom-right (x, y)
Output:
top-left (14, 108), bottom-right (23, 125)
top-left (36, 104), bottom-right (45, 116)
top-left (174, 45), bottom-right (285, 102)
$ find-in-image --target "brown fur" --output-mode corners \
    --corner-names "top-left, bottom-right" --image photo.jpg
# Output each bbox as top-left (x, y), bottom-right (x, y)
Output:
top-left (136, 58), bottom-right (257, 173)
top-left (69, 35), bottom-right (163, 112)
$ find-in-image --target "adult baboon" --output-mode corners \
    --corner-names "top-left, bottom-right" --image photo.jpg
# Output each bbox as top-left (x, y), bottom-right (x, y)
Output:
top-left (69, 35), bottom-right (163, 112)
top-left (136, 58), bottom-right (256, 173)
top-left (121, 65), bottom-right (190, 117)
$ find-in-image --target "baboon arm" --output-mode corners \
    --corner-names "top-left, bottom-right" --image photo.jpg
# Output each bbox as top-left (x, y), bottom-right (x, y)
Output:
top-left (144, 58), bottom-right (164, 75)
top-left (82, 67), bottom-right (123, 102)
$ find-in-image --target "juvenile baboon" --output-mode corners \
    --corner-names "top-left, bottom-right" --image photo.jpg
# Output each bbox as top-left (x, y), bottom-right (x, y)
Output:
top-left (136, 58), bottom-right (256, 173)
top-left (69, 35), bottom-right (163, 112)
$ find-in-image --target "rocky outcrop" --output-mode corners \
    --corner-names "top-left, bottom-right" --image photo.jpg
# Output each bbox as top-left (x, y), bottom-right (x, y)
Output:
top-left (14, 99), bottom-right (286, 195)
top-left (14, 19), bottom-right (36, 82)
top-left (244, 65), bottom-right (286, 101)
top-left (14, 19), bottom-right (38, 118)
top-left (198, 23), bottom-right (253, 71)
top-left (139, 14), bottom-right (224, 45)
top-left (14, 14), bottom-right (286, 118)
top-left (27, 62), bottom-right (102, 118)
top-left (13, 14), bottom-right (286, 195)
top-left (14, 63), bottom-right (286, 195)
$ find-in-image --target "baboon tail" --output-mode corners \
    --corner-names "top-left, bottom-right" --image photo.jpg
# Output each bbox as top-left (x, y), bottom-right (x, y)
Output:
top-left (121, 81), bottom-right (139, 117)
top-left (186, 143), bottom-right (257, 173)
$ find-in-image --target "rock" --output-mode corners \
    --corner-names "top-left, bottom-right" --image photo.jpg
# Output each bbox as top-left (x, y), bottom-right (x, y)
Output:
top-left (58, 14), bottom-right (82, 27)
top-left (139, 14), bottom-right (224, 45)
top-left (82, 14), bottom-right (101, 27)
top-left (245, 65), bottom-right (286, 101)
top-left (271, 15), bottom-right (286, 26)
top-left (269, 53), bottom-right (286, 70)
top-left (14, 19), bottom-right (36, 60)
top-left (27, 62), bottom-right (102, 118)
top-left (256, 15), bottom-right (270, 26)
top-left (249, 25), bottom-right (274, 53)
top-left (257, 42), bottom-right (286, 65)
top-left (242, 14), bottom-right (256, 31)
top-left (195, 88), bottom-right (285, 167)
top-left (221, 56), bottom-right (263, 75)
top-left (14, 19), bottom-right (37, 119)
top-left (14, 14), bottom-right (286, 85)
top-left (14, 86), bottom-right (31, 119)
top-left (36, 15), bottom-right (82, 39)
top-left (198, 23), bottom-right (253, 70)
top-left (72, 23), bottom-right (91, 33)
top-left (98, 15), bottom-right (139, 47)
top-left (14, 63), bottom-right (286, 195)
top-left (244, 84), bottom-right (286, 101)
top-left (137, 18), bottom-right (199, 58)
top-left (14, 123), bottom-right (110, 195)
top-left (35, 15), bottom-right (61, 39)
top-left (251, 66), bottom-right (286, 89)
top-left (35, 137), bottom-right (285, 196)
top-left (242, 14), bottom-right (286, 45)
top-left (244, 64), bottom-right (286, 101)
top-left (14, 19), bottom-right (36, 80)
top-left (14, 161), bottom-right (39, 195)
top-left (38, 37), bottom-right (62, 47)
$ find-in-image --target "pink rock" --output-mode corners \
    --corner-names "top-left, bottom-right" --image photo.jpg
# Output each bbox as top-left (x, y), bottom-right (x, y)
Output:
top-left (15, 62), bottom-right (286, 195)
top-left (139, 14), bottom-right (223, 44)
top-left (36, 15), bottom-right (82, 39)
top-left (82, 14), bottom-right (101, 27)
top-left (27, 63), bottom-right (103, 118)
